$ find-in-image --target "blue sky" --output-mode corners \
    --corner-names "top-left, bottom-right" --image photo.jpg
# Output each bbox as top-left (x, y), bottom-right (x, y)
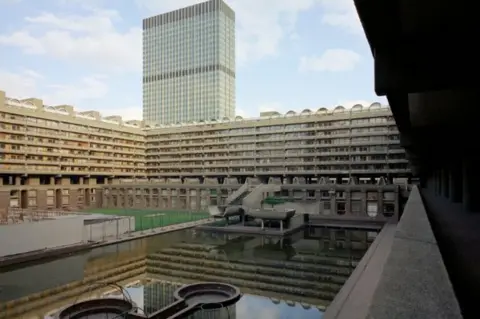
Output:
top-left (0, 0), bottom-right (385, 120)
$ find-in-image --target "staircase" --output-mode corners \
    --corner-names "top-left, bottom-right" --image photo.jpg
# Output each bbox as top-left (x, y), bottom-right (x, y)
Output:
top-left (209, 183), bottom-right (283, 217)
top-left (146, 242), bottom-right (358, 306)
top-left (225, 183), bottom-right (250, 206)
top-left (243, 184), bottom-right (282, 209)
top-left (208, 205), bottom-right (223, 217)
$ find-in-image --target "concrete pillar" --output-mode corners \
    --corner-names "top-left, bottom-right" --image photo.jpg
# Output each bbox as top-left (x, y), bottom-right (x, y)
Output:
top-left (462, 157), bottom-right (480, 212)
top-left (345, 190), bottom-right (351, 214)
top-left (441, 169), bottom-right (449, 198)
top-left (377, 190), bottom-right (384, 216)
top-left (435, 170), bottom-right (441, 196)
top-left (449, 165), bottom-right (462, 203)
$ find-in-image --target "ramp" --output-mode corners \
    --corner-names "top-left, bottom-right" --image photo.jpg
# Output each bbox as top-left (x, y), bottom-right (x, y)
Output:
top-left (225, 183), bottom-right (250, 206)
top-left (208, 206), bottom-right (223, 217)
top-left (243, 184), bottom-right (282, 209)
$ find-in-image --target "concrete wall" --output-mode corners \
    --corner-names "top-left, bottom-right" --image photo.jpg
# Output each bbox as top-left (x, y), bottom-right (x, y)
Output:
top-left (82, 217), bottom-right (135, 242)
top-left (243, 184), bottom-right (281, 209)
top-left (0, 254), bottom-right (87, 302)
top-left (271, 201), bottom-right (321, 214)
top-left (0, 217), bottom-right (84, 257)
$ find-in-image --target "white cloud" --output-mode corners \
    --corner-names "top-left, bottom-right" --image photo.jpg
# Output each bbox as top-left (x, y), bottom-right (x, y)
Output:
top-left (235, 108), bottom-right (247, 118)
top-left (0, 0), bottom-right (22, 4)
top-left (339, 99), bottom-right (377, 108)
top-left (0, 0), bottom-right (323, 71)
top-left (259, 102), bottom-right (283, 113)
top-left (0, 68), bottom-right (142, 120)
top-left (136, 0), bottom-right (320, 65)
top-left (0, 69), bottom-right (39, 98)
top-left (0, 9), bottom-right (141, 73)
top-left (298, 49), bottom-right (361, 72)
top-left (45, 75), bottom-right (110, 105)
top-left (318, 0), bottom-right (363, 35)
top-left (0, 0), bottom-right (363, 76)
top-left (106, 106), bottom-right (142, 121)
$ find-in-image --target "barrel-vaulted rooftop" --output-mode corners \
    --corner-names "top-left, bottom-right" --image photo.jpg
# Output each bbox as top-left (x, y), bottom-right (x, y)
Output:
top-left (1, 93), bottom-right (143, 129)
top-left (144, 102), bottom-right (388, 130)
top-left (1, 90), bottom-right (388, 132)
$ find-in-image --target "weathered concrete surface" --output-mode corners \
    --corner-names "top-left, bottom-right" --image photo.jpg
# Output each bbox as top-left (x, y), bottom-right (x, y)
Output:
top-left (0, 219), bottom-right (210, 269)
top-left (324, 224), bottom-right (396, 319)
top-left (269, 201), bottom-right (320, 214)
top-left (325, 186), bottom-right (462, 319)
top-left (367, 186), bottom-right (462, 319)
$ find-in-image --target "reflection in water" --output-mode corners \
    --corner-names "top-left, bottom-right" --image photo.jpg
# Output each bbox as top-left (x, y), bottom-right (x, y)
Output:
top-left (0, 227), bottom-right (375, 319)
top-left (110, 281), bottom-right (324, 319)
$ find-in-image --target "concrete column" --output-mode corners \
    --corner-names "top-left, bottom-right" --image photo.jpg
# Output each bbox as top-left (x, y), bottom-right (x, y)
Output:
top-left (378, 190), bottom-right (384, 216)
top-left (449, 165), bottom-right (462, 203)
top-left (345, 190), bottom-right (351, 215)
top-left (441, 169), bottom-right (449, 198)
top-left (462, 157), bottom-right (480, 212)
top-left (360, 189), bottom-right (367, 215)
top-left (435, 170), bottom-right (442, 196)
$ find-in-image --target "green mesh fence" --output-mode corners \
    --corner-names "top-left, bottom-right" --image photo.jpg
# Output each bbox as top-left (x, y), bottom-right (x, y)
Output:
top-left (84, 208), bottom-right (209, 231)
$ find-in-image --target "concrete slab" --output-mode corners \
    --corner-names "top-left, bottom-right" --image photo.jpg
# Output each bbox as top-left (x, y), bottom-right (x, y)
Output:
top-left (324, 224), bottom-right (396, 319)
top-left (197, 224), bottom-right (304, 236)
top-left (368, 238), bottom-right (461, 319)
top-left (324, 186), bottom-right (462, 319)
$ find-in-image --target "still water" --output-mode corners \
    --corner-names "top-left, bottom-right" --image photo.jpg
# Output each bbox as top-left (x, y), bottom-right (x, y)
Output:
top-left (0, 227), bottom-right (376, 319)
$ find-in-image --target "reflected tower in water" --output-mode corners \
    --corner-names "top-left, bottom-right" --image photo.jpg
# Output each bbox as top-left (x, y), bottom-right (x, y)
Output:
top-left (143, 280), bottom-right (236, 318)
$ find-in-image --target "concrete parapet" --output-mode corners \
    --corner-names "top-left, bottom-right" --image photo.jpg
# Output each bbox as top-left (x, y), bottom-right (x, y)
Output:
top-left (246, 177), bottom-right (261, 185)
top-left (293, 177), bottom-right (306, 184)
top-left (223, 178), bottom-right (238, 185)
top-left (204, 178), bottom-right (219, 185)
top-left (268, 177), bottom-right (282, 184)
top-left (183, 178), bottom-right (200, 184)
top-left (0, 216), bottom-right (84, 257)
top-left (150, 178), bottom-right (166, 184)
top-left (324, 186), bottom-right (462, 319)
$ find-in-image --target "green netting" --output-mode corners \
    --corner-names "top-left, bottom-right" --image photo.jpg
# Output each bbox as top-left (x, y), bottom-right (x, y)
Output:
top-left (83, 208), bottom-right (209, 231)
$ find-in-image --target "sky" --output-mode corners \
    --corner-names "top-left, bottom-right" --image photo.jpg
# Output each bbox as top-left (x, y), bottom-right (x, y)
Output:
top-left (0, 0), bottom-right (386, 121)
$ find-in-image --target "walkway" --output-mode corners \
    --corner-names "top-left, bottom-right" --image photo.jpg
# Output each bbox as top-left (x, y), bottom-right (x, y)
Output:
top-left (93, 218), bottom-right (211, 247)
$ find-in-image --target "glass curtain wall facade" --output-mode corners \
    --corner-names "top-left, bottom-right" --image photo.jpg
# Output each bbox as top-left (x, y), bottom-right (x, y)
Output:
top-left (143, 0), bottom-right (235, 125)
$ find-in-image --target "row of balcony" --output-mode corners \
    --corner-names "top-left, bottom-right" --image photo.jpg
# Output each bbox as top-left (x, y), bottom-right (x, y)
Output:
top-left (2, 138), bottom-right (142, 155)
top-left (146, 117), bottom-right (397, 142)
top-left (0, 113), bottom-right (144, 141)
top-left (146, 142), bottom-right (402, 156)
top-left (147, 135), bottom-right (399, 149)
top-left (148, 159), bottom-right (409, 169)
